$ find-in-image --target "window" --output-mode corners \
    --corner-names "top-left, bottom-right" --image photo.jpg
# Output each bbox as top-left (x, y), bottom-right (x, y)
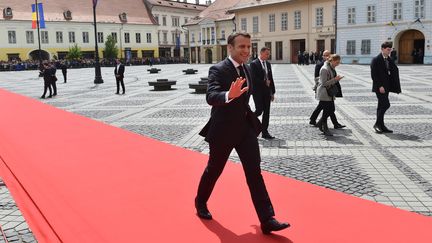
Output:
top-left (146, 33), bottom-right (151, 43)
top-left (97, 32), bottom-right (104, 43)
top-left (111, 32), bottom-right (117, 43)
top-left (276, 41), bottom-right (283, 60)
top-left (41, 31), bottom-right (49, 44)
top-left (185, 32), bottom-right (189, 44)
top-left (281, 12), bottom-right (288, 31)
top-left (265, 42), bottom-right (272, 60)
top-left (346, 40), bottom-right (356, 55)
top-left (184, 17), bottom-right (188, 24)
top-left (8, 31), bottom-right (16, 44)
top-left (221, 30), bottom-right (225, 40)
top-left (253, 16), bottom-right (259, 33)
top-left (154, 15), bottom-right (159, 24)
top-left (26, 31), bottom-right (34, 44)
top-left (69, 31), bottom-right (75, 43)
top-left (393, 2), bottom-right (402, 21)
top-left (348, 7), bottom-right (356, 24)
top-left (171, 32), bottom-right (175, 44)
top-left (333, 5), bottom-right (336, 25)
top-left (269, 14), bottom-right (275, 32)
top-left (163, 32), bottom-right (168, 43)
top-left (361, 40), bottom-right (371, 55)
top-left (241, 18), bottom-right (247, 32)
top-left (124, 33), bottom-right (130, 43)
top-left (56, 31), bottom-right (63, 43)
top-left (136, 33), bottom-right (141, 43)
top-left (294, 11), bottom-right (301, 29)
top-left (316, 7), bottom-right (323, 27)
top-left (367, 5), bottom-right (376, 23)
top-left (162, 16), bottom-right (167, 26)
top-left (172, 16), bottom-right (180, 27)
top-left (415, 0), bottom-right (425, 19)
top-left (82, 32), bottom-right (89, 43)
top-left (191, 32), bottom-right (195, 42)
top-left (211, 27), bottom-right (215, 44)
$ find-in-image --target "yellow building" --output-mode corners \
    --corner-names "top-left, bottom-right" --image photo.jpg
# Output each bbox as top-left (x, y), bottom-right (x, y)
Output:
top-left (0, 0), bottom-right (158, 61)
top-left (229, 0), bottom-right (335, 63)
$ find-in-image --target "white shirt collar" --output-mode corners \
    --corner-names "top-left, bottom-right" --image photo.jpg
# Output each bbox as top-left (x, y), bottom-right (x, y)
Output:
top-left (228, 56), bottom-right (242, 68)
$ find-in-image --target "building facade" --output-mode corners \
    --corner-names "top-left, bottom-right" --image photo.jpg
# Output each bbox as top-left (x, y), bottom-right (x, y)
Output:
top-left (145, 0), bottom-right (207, 61)
top-left (230, 0), bottom-right (336, 64)
top-left (337, 0), bottom-right (432, 64)
top-left (0, 0), bottom-right (158, 61)
top-left (184, 0), bottom-right (240, 64)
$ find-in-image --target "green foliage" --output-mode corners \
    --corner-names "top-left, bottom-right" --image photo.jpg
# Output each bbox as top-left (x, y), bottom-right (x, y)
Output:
top-left (66, 44), bottom-right (82, 60)
top-left (104, 35), bottom-right (118, 59)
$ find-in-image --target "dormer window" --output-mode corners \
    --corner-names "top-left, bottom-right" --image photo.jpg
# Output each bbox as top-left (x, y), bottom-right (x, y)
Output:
top-left (3, 7), bottom-right (13, 19)
top-left (119, 12), bottom-right (127, 23)
top-left (63, 10), bottom-right (72, 20)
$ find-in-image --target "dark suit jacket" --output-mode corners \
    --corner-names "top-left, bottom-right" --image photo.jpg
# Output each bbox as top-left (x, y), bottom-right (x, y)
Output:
top-left (250, 58), bottom-right (275, 96)
top-left (370, 53), bottom-right (401, 93)
top-left (114, 64), bottom-right (125, 80)
top-left (199, 58), bottom-right (261, 143)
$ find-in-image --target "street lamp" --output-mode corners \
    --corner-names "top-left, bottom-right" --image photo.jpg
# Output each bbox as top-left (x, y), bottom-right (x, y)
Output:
top-left (92, 1), bottom-right (103, 84)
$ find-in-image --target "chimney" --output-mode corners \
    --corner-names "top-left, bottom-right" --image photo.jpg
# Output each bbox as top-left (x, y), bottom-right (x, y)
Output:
top-left (195, 0), bottom-right (199, 4)
top-left (206, 0), bottom-right (211, 5)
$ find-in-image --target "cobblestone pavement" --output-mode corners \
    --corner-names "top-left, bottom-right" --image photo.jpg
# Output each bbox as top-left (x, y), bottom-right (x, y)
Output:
top-left (0, 63), bottom-right (431, 241)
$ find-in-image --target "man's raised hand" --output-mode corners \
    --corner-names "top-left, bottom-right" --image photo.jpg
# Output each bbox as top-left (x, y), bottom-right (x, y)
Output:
top-left (228, 77), bottom-right (249, 99)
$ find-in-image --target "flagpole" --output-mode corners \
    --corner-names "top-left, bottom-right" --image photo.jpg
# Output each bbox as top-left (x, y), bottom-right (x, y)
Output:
top-left (35, 0), bottom-right (43, 75)
top-left (92, 0), bottom-right (104, 84)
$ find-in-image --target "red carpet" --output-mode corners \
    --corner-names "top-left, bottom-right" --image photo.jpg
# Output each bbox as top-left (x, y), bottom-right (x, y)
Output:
top-left (0, 88), bottom-right (431, 243)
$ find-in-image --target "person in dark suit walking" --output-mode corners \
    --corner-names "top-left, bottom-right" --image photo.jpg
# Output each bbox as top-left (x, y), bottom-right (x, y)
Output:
top-left (49, 62), bottom-right (58, 96)
top-left (310, 50), bottom-right (345, 129)
top-left (250, 47), bottom-right (276, 139)
top-left (114, 59), bottom-right (125, 94)
top-left (195, 33), bottom-right (289, 235)
top-left (61, 61), bottom-right (67, 83)
top-left (40, 62), bottom-right (52, 99)
top-left (371, 41), bottom-right (401, 133)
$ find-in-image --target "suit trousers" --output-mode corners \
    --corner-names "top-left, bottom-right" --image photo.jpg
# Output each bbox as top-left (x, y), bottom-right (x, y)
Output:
top-left (196, 125), bottom-right (275, 223)
top-left (310, 102), bottom-right (339, 125)
top-left (116, 78), bottom-right (125, 94)
top-left (375, 92), bottom-right (390, 126)
top-left (317, 101), bottom-right (335, 124)
top-left (253, 93), bottom-right (271, 133)
top-left (51, 80), bottom-right (57, 95)
top-left (42, 80), bottom-right (52, 97)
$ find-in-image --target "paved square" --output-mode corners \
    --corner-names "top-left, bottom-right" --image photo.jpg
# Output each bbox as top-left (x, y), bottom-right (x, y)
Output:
top-left (0, 63), bottom-right (431, 241)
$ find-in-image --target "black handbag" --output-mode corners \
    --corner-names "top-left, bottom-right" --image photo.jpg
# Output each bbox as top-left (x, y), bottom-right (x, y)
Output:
top-left (326, 84), bottom-right (338, 97)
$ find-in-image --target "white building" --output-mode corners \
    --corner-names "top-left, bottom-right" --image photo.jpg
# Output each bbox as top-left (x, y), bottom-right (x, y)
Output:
top-left (0, 0), bottom-right (157, 61)
top-left (144, 0), bottom-right (207, 61)
top-left (337, 0), bottom-right (432, 64)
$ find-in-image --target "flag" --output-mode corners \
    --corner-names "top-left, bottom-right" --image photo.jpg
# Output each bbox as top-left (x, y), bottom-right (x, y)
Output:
top-left (31, 3), bottom-right (45, 29)
top-left (93, 0), bottom-right (98, 7)
top-left (175, 35), bottom-right (180, 49)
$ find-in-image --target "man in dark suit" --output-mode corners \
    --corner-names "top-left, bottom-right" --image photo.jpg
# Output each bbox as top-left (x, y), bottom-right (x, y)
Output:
top-left (61, 61), bottom-right (67, 83)
top-left (250, 47), bottom-right (276, 139)
top-left (114, 59), bottom-right (125, 94)
top-left (40, 62), bottom-right (52, 99)
top-left (370, 41), bottom-right (401, 133)
top-left (195, 33), bottom-right (289, 235)
top-left (310, 50), bottom-right (345, 129)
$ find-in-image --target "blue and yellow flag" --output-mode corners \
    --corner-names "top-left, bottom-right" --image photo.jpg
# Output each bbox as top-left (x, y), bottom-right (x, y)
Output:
top-left (31, 3), bottom-right (45, 29)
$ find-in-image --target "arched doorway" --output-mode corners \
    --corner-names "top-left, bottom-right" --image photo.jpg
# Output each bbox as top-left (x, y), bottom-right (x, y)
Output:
top-left (398, 30), bottom-right (425, 64)
top-left (29, 49), bottom-right (50, 60)
top-left (205, 49), bottom-right (213, 64)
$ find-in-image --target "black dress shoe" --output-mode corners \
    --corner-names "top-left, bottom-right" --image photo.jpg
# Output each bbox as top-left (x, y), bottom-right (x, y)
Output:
top-left (334, 123), bottom-right (346, 129)
top-left (195, 199), bottom-right (212, 220)
top-left (47, 95), bottom-right (52, 98)
top-left (382, 126), bottom-right (393, 133)
top-left (115, 92), bottom-right (120, 94)
top-left (261, 218), bottom-right (290, 234)
top-left (262, 133), bottom-right (275, 139)
top-left (53, 93), bottom-right (57, 96)
top-left (309, 120), bottom-right (317, 126)
top-left (40, 96), bottom-right (45, 99)
top-left (373, 124), bottom-right (383, 134)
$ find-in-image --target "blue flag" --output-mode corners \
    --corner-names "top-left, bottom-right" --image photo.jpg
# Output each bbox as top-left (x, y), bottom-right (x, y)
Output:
top-left (31, 3), bottom-right (45, 29)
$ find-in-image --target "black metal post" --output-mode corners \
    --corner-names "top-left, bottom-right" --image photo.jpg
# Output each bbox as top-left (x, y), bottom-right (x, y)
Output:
top-left (35, 0), bottom-right (43, 75)
top-left (92, 4), bottom-right (104, 84)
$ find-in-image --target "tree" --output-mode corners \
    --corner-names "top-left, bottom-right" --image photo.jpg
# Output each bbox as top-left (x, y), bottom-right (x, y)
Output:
top-left (104, 35), bottom-right (118, 59)
top-left (66, 44), bottom-right (82, 60)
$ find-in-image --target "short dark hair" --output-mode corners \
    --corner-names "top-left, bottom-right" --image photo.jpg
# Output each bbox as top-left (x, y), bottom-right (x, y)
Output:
top-left (381, 41), bottom-right (393, 49)
top-left (260, 47), bottom-right (270, 53)
top-left (227, 32), bottom-right (251, 46)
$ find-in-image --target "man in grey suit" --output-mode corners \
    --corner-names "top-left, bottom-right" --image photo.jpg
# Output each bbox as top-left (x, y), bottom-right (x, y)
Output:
top-left (195, 32), bottom-right (289, 234)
